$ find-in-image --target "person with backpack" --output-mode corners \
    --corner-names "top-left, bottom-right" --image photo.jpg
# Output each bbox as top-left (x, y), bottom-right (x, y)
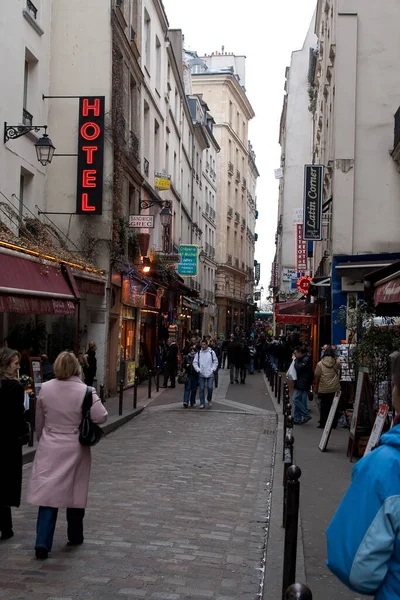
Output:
top-left (193, 340), bottom-right (219, 409)
top-left (182, 346), bottom-right (198, 408)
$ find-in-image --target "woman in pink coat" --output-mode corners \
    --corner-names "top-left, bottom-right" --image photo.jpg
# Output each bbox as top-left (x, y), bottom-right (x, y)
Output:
top-left (27, 351), bottom-right (107, 560)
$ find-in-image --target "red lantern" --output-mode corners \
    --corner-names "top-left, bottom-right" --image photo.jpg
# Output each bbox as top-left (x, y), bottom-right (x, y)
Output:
top-left (296, 275), bottom-right (312, 295)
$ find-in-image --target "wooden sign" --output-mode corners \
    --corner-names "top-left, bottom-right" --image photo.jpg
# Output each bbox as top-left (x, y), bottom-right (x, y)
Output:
top-left (348, 368), bottom-right (375, 462)
top-left (29, 357), bottom-right (43, 401)
top-left (364, 404), bottom-right (389, 457)
top-left (319, 391), bottom-right (341, 452)
top-left (350, 369), bottom-right (367, 440)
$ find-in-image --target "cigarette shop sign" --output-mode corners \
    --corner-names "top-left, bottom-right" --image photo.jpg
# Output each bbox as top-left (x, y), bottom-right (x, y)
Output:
top-left (76, 96), bottom-right (105, 215)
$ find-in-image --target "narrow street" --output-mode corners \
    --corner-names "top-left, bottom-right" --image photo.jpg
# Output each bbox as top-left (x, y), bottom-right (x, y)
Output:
top-left (0, 371), bottom-right (277, 600)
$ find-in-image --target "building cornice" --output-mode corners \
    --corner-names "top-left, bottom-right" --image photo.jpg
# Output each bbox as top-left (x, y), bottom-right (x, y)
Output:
top-left (192, 73), bottom-right (255, 120)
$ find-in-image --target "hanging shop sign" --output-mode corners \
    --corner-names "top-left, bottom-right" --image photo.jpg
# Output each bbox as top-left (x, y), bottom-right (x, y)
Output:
top-left (128, 215), bottom-right (155, 228)
top-left (296, 275), bottom-right (312, 295)
top-left (76, 96), bottom-right (105, 215)
top-left (282, 267), bottom-right (296, 282)
top-left (155, 172), bottom-right (171, 190)
top-left (255, 263), bottom-right (261, 283)
top-left (271, 262), bottom-right (280, 288)
top-left (303, 164), bottom-right (324, 240)
top-left (177, 245), bottom-right (198, 277)
top-left (295, 223), bottom-right (307, 271)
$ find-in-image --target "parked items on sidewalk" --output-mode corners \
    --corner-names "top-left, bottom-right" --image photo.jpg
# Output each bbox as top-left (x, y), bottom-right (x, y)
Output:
top-left (27, 351), bottom-right (108, 560)
top-left (0, 348), bottom-right (29, 541)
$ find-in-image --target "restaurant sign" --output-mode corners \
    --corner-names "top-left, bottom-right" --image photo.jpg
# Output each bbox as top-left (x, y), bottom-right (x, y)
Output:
top-left (76, 96), bottom-right (105, 215)
top-left (128, 215), bottom-right (155, 228)
top-left (295, 223), bottom-right (307, 271)
top-left (303, 164), bottom-right (323, 240)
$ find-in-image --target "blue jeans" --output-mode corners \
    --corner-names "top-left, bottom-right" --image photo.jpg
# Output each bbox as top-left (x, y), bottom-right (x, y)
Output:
top-left (199, 375), bottom-right (214, 406)
top-left (270, 355), bottom-right (278, 369)
top-left (293, 389), bottom-right (310, 423)
top-left (184, 375), bottom-right (198, 406)
top-left (35, 506), bottom-right (85, 551)
top-left (248, 358), bottom-right (255, 374)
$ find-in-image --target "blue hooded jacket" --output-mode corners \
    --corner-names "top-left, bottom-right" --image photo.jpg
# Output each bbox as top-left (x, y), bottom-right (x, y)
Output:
top-left (326, 425), bottom-right (400, 598)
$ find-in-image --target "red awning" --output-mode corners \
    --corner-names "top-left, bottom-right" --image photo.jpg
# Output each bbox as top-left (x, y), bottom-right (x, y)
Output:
top-left (0, 251), bottom-right (78, 315)
top-left (374, 277), bottom-right (400, 305)
top-left (275, 300), bottom-right (317, 325)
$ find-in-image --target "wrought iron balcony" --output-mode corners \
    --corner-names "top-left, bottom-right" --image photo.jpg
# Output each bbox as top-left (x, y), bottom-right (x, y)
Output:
top-left (234, 212), bottom-right (240, 223)
top-left (228, 161), bottom-right (234, 175)
top-left (22, 108), bottom-right (33, 126)
top-left (235, 169), bottom-right (241, 182)
top-left (227, 206), bottom-right (233, 218)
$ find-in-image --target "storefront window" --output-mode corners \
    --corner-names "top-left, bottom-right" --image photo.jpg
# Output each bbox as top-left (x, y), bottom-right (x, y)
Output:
top-left (121, 319), bottom-right (136, 361)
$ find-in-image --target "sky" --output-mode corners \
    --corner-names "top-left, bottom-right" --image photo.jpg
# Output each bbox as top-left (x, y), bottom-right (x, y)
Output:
top-left (163, 0), bottom-right (317, 299)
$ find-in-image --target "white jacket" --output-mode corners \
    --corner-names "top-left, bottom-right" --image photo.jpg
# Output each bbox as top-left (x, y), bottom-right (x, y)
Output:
top-left (193, 348), bottom-right (219, 378)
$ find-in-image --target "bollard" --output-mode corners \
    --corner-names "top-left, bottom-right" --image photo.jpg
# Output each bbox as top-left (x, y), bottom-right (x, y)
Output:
top-left (278, 375), bottom-right (282, 404)
top-left (118, 380), bottom-right (124, 416)
top-left (282, 434), bottom-right (294, 527)
top-left (275, 369), bottom-right (279, 398)
top-left (283, 413), bottom-right (294, 461)
top-left (148, 370), bottom-right (152, 399)
top-left (271, 367), bottom-right (275, 392)
top-left (282, 465), bottom-right (302, 599)
top-left (99, 384), bottom-right (105, 404)
top-left (133, 376), bottom-right (138, 409)
top-left (28, 392), bottom-right (35, 447)
top-left (285, 583), bottom-right (312, 600)
top-left (156, 369), bottom-right (160, 392)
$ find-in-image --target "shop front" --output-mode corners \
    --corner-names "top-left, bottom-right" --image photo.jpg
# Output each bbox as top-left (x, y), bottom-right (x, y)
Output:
top-left (275, 299), bottom-right (318, 363)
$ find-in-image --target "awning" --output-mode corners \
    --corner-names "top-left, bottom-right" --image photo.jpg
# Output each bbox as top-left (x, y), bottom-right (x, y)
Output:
top-left (0, 251), bottom-right (80, 315)
top-left (336, 260), bottom-right (395, 279)
top-left (275, 300), bottom-right (317, 325)
top-left (374, 277), bottom-right (400, 305)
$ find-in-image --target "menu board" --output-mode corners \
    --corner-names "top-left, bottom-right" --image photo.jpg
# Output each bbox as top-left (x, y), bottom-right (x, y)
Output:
top-left (319, 391), bottom-right (341, 452)
top-left (363, 404), bottom-right (389, 457)
top-left (29, 357), bottom-right (43, 401)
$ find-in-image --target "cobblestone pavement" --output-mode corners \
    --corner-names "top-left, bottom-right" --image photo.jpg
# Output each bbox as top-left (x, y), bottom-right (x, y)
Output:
top-left (0, 371), bottom-right (277, 600)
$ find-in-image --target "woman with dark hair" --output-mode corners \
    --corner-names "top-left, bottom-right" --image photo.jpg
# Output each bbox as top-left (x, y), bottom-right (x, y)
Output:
top-left (82, 342), bottom-right (97, 386)
top-left (0, 348), bottom-right (29, 540)
top-left (314, 346), bottom-right (341, 428)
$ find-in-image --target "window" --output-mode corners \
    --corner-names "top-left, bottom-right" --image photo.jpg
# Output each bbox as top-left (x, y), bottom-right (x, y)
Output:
top-left (155, 36), bottom-right (161, 92)
top-left (236, 111), bottom-right (240, 133)
top-left (154, 119), bottom-right (160, 171)
top-left (165, 143), bottom-right (169, 175)
top-left (23, 58), bottom-right (32, 124)
top-left (173, 151), bottom-right (177, 185)
top-left (143, 100), bottom-right (150, 158)
top-left (144, 10), bottom-right (151, 71)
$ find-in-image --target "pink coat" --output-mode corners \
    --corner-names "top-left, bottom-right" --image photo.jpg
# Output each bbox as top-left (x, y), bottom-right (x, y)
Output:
top-left (27, 376), bottom-right (108, 509)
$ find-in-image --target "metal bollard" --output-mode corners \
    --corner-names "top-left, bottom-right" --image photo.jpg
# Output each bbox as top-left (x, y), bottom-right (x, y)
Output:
top-left (118, 380), bottom-right (124, 416)
top-left (282, 465), bottom-right (302, 598)
top-left (148, 370), bottom-right (152, 399)
top-left (283, 412), bottom-right (294, 461)
top-left (99, 384), bottom-right (105, 404)
top-left (278, 375), bottom-right (282, 404)
top-left (282, 434), bottom-right (294, 527)
top-left (285, 583), bottom-right (312, 600)
top-left (28, 392), bottom-right (35, 447)
top-left (133, 376), bottom-right (138, 409)
top-left (274, 369), bottom-right (279, 398)
top-left (271, 368), bottom-right (275, 392)
top-left (156, 369), bottom-right (160, 392)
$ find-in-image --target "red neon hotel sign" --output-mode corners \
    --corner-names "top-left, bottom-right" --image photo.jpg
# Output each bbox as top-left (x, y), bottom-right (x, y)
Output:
top-left (76, 96), bottom-right (105, 215)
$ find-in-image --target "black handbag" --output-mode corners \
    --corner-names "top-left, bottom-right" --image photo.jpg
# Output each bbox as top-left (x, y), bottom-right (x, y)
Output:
top-left (78, 386), bottom-right (104, 447)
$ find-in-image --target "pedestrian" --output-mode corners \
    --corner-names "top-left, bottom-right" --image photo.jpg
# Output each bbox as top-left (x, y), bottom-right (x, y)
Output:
top-left (227, 337), bottom-right (242, 384)
top-left (248, 340), bottom-right (256, 374)
top-left (210, 339), bottom-right (221, 388)
top-left (182, 346), bottom-right (198, 408)
top-left (314, 347), bottom-right (341, 428)
top-left (240, 340), bottom-right (251, 384)
top-left (293, 346), bottom-right (313, 425)
top-left (40, 354), bottom-right (55, 382)
top-left (27, 351), bottom-right (108, 560)
top-left (325, 351), bottom-right (400, 598)
top-left (0, 348), bottom-right (30, 541)
top-left (82, 342), bottom-right (97, 387)
top-left (193, 340), bottom-right (218, 408)
top-left (162, 338), bottom-right (179, 388)
top-left (221, 336), bottom-right (230, 369)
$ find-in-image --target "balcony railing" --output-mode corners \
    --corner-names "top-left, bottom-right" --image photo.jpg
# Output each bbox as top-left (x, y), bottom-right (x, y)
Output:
top-left (228, 161), bottom-right (234, 175)
top-left (234, 212), bottom-right (240, 223)
top-left (210, 208), bottom-right (216, 221)
top-left (22, 108), bottom-right (33, 126)
top-left (27, 0), bottom-right (38, 19)
top-left (143, 157), bottom-right (149, 177)
top-left (242, 177), bottom-right (247, 189)
top-left (206, 161), bottom-right (210, 172)
top-left (241, 217), bottom-right (246, 229)
top-left (205, 242), bottom-right (210, 255)
top-left (205, 202), bottom-right (210, 215)
top-left (235, 169), bottom-right (241, 182)
top-left (227, 206), bottom-right (233, 218)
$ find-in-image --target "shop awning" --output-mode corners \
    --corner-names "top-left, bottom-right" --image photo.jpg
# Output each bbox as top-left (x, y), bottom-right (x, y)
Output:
top-left (336, 260), bottom-right (395, 279)
top-left (275, 300), bottom-right (317, 325)
top-left (0, 251), bottom-right (78, 315)
top-left (374, 277), bottom-right (400, 305)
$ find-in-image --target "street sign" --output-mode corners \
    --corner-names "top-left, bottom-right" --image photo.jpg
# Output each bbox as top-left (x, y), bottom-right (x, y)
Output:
top-left (177, 244), bottom-right (198, 277)
top-left (155, 172), bottom-right (171, 190)
top-left (128, 215), bottom-right (155, 228)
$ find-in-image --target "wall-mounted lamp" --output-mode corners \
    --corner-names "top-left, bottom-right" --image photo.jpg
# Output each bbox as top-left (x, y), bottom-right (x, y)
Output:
top-left (142, 256), bottom-right (151, 274)
top-left (4, 123), bottom-right (56, 166)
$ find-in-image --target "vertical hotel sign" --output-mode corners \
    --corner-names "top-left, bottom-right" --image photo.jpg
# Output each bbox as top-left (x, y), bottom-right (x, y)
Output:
top-left (76, 96), bottom-right (105, 215)
top-left (303, 164), bottom-right (323, 240)
top-left (295, 223), bottom-right (307, 271)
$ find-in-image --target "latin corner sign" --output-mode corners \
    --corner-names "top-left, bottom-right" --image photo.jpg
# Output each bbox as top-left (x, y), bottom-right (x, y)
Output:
top-left (76, 96), bottom-right (105, 215)
top-left (177, 244), bottom-right (198, 277)
top-left (303, 164), bottom-right (323, 241)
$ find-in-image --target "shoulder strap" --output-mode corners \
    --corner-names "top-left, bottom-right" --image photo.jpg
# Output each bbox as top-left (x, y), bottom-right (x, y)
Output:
top-left (82, 386), bottom-right (93, 415)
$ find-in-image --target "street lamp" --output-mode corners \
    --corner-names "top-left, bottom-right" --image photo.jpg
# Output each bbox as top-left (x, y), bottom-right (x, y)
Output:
top-left (4, 123), bottom-right (56, 166)
top-left (160, 204), bottom-right (172, 254)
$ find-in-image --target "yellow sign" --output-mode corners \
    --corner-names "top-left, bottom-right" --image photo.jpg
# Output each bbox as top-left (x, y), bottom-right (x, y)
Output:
top-left (127, 361), bottom-right (136, 384)
top-left (155, 172), bottom-right (171, 190)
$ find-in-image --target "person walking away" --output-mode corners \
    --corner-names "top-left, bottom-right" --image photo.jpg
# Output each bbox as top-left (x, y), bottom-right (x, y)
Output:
top-left (314, 347), bottom-right (341, 429)
top-left (221, 336), bottom-right (231, 369)
top-left (293, 346), bottom-right (313, 425)
top-left (0, 348), bottom-right (29, 541)
top-left (227, 337), bottom-right (242, 384)
top-left (182, 346), bottom-right (198, 408)
top-left (240, 340), bottom-right (251, 384)
top-left (325, 351), bottom-right (400, 598)
top-left (82, 342), bottom-right (97, 387)
top-left (162, 338), bottom-right (179, 388)
top-left (248, 341), bottom-right (256, 374)
top-left (193, 340), bottom-right (218, 408)
top-left (210, 339), bottom-right (221, 388)
top-left (27, 351), bottom-right (108, 559)
top-left (40, 354), bottom-right (55, 382)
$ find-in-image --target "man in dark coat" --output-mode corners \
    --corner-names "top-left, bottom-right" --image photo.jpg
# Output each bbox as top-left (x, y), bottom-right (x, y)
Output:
top-left (162, 338), bottom-right (179, 388)
top-left (239, 340), bottom-right (251, 384)
top-left (293, 346), bottom-right (314, 425)
top-left (227, 338), bottom-right (242, 384)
